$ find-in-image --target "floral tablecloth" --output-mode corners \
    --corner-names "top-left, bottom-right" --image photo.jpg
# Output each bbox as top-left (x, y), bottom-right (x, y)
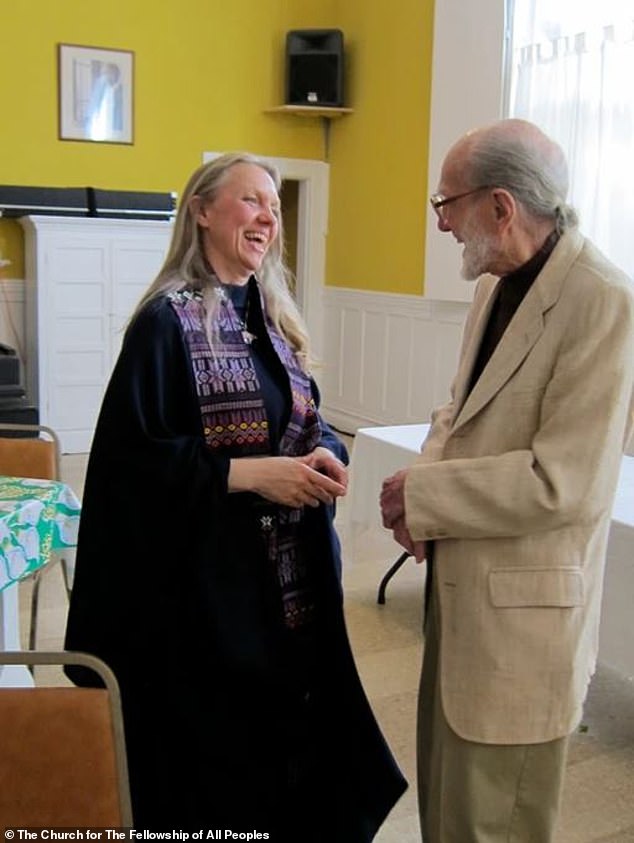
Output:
top-left (0, 476), bottom-right (81, 592)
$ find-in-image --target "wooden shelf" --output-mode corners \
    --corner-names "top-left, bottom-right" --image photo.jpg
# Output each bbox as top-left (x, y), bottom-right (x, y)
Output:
top-left (265, 105), bottom-right (353, 119)
top-left (265, 105), bottom-right (353, 159)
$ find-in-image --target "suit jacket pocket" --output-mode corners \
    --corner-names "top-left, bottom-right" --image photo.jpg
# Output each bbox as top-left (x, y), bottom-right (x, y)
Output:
top-left (488, 567), bottom-right (585, 608)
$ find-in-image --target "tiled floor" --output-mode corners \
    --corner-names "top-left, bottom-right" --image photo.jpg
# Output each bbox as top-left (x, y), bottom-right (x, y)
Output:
top-left (18, 441), bottom-right (634, 841)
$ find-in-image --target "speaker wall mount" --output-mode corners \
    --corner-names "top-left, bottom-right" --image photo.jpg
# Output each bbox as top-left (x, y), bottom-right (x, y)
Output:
top-left (265, 104), bottom-right (352, 162)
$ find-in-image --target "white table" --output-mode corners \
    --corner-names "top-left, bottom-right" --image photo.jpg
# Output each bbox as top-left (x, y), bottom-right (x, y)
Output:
top-left (611, 454), bottom-right (634, 529)
top-left (347, 424), bottom-right (429, 602)
top-left (348, 423), bottom-right (634, 672)
top-left (600, 455), bottom-right (634, 676)
top-left (348, 424), bottom-right (430, 538)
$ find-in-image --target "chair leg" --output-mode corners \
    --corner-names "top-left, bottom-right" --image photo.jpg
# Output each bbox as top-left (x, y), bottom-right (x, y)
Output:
top-left (28, 571), bottom-right (42, 666)
top-left (60, 556), bottom-right (73, 601)
top-left (27, 557), bottom-right (71, 672)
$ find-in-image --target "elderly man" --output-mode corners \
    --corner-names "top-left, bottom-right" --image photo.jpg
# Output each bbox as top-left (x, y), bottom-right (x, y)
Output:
top-left (381, 119), bottom-right (634, 842)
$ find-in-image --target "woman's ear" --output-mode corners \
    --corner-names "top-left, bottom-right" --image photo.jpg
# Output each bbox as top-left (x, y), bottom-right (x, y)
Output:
top-left (189, 194), bottom-right (205, 226)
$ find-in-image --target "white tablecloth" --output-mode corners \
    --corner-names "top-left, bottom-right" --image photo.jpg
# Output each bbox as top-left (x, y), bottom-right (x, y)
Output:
top-left (612, 455), bottom-right (634, 528)
top-left (0, 478), bottom-right (81, 687)
top-left (347, 424), bottom-right (429, 544)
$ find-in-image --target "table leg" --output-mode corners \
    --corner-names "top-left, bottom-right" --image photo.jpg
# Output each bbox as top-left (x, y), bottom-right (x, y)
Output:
top-left (377, 551), bottom-right (412, 605)
top-left (0, 585), bottom-right (34, 687)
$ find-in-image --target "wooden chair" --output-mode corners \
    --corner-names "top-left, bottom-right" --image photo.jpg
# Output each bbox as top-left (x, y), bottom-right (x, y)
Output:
top-left (0, 650), bottom-right (133, 826)
top-left (0, 423), bottom-right (74, 653)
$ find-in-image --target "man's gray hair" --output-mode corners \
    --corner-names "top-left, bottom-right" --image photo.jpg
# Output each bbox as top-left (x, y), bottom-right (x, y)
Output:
top-left (467, 125), bottom-right (578, 232)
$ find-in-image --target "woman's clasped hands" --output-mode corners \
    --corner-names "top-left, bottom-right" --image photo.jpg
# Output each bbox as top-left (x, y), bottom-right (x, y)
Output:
top-left (229, 446), bottom-right (347, 508)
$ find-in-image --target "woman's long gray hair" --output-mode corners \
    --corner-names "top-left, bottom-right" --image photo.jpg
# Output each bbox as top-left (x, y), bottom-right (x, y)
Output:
top-left (131, 152), bottom-right (311, 368)
top-left (467, 120), bottom-right (578, 233)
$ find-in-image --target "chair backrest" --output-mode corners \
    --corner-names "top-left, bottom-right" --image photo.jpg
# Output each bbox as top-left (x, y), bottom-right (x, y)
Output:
top-left (0, 651), bottom-right (133, 826)
top-left (0, 422), bottom-right (60, 481)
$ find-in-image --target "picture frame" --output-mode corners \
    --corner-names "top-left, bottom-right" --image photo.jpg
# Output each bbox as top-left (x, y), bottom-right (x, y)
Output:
top-left (58, 44), bottom-right (134, 144)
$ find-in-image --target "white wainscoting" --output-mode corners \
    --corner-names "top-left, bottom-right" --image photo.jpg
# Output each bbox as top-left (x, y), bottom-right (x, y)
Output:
top-left (1, 280), bottom-right (470, 436)
top-left (6, 276), bottom-right (631, 453)
top-left (320, 287), bottom-right (469, 433)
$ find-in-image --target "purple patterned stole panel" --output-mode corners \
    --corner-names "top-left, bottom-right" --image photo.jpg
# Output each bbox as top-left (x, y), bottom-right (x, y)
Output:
top-left (168, 287), bottom-right (321, 458)
top-left (167, 283), bottom-right (323, 630)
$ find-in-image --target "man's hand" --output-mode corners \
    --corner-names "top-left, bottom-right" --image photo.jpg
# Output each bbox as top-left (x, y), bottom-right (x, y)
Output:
top-left (380, 469), bottom-right (408, 528)
top-left (392, 517), bottom-right (428, 563)
top-left (381, 470), bottom-right (427, 562)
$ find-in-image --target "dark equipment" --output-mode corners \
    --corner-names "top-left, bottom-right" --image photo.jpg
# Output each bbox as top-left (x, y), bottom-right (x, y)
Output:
top-left (285, 29), bottom-right (345, 108)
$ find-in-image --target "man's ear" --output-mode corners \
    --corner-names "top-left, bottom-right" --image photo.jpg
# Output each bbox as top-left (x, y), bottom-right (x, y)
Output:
top-left (492, 188), bottom-right (515, 226)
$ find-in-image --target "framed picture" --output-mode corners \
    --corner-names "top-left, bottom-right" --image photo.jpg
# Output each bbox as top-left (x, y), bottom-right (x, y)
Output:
top-left (58, 44), bottom-right (134, 144)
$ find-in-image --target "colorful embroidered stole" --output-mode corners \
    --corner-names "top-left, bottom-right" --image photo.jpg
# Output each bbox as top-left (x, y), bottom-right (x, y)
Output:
top-left (168, 283), bottom-right (321, 630)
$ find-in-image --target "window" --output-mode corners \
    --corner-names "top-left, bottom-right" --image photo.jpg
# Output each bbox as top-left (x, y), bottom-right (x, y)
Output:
top-left (506, 0), bottom-right (634, 278)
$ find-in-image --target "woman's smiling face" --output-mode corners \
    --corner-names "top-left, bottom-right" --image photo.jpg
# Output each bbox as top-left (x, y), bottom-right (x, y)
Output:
top-left (196, 162), bottom-right (281, 284)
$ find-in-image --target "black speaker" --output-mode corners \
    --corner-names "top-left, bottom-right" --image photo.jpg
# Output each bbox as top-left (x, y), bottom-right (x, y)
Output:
top-left (285, 29), bottom-right (344, 108)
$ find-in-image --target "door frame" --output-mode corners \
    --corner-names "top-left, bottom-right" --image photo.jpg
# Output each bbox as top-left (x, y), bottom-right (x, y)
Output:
top-left (203, 152), bottom-right (329, 358)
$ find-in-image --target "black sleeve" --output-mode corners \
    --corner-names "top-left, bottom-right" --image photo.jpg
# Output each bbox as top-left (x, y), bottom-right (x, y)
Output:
top-left (311, 377), bottom-right (349, 465)
top-left (92, 298), bottom-right (230, 497)
top-left (65, 298), bottom-right (230, 684)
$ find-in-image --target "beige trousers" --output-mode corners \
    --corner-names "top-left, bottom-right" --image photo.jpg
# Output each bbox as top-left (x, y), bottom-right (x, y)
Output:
top-left (417, 591), bottom-right (570, 843)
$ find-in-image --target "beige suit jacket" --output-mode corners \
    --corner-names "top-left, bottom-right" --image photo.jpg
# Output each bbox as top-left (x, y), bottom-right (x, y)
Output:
top-left (405, 229), bottom-right (634, 744)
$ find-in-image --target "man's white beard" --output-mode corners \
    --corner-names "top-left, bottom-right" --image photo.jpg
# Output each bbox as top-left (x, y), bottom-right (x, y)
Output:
top-left (461, 233), bottom-right (496, 280)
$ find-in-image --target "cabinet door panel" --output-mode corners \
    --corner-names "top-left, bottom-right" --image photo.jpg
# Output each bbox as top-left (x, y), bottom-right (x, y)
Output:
top-left (50, 383), bottom-right (106, 451)
top-left (22, 217), bottom-right (172, 452)
top-left (54, 316), bottom-right (109, 348)
top-left (52, 348), bottom-right (109, 382)
top-left (111, 241), bottom-right (167, 358)
top-left (53, 280), bottom-right (108, 314)
top-left (49, 245), bottom-right (108, 283)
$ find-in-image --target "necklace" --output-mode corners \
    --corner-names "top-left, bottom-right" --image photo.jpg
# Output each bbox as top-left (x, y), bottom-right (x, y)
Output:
top-left (238, 302), bottom-right (257, 345)
top-left (218, 283), bottom-right (257, 344)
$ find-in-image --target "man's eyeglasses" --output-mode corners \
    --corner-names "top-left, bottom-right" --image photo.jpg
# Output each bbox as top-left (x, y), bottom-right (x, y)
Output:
top-left (429, 185), bottom-right (493, 219)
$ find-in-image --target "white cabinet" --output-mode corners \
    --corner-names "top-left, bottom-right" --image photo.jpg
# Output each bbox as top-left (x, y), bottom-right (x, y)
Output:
top-left (21, 216), bottom-right (172, 453)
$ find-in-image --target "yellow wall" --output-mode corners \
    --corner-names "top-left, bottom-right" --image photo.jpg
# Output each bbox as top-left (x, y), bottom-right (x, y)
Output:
top-left (328, 1), bottom-right (434, 293)
top-left (0, 0), bottom-right (434, 294)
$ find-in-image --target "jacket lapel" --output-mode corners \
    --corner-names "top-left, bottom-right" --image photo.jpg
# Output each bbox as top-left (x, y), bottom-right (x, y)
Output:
top-left (452, 230), bottom-right (585, 432)
top-left (454, 298), bottom-right (544, 430)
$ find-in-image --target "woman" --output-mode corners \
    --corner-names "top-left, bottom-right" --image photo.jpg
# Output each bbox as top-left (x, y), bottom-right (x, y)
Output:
top-left (65, 153), bottom-right (406, 838)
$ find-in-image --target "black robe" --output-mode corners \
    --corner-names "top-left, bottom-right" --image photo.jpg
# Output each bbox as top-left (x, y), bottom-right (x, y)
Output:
top-left (65, 294), bottom-right (407, 839)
